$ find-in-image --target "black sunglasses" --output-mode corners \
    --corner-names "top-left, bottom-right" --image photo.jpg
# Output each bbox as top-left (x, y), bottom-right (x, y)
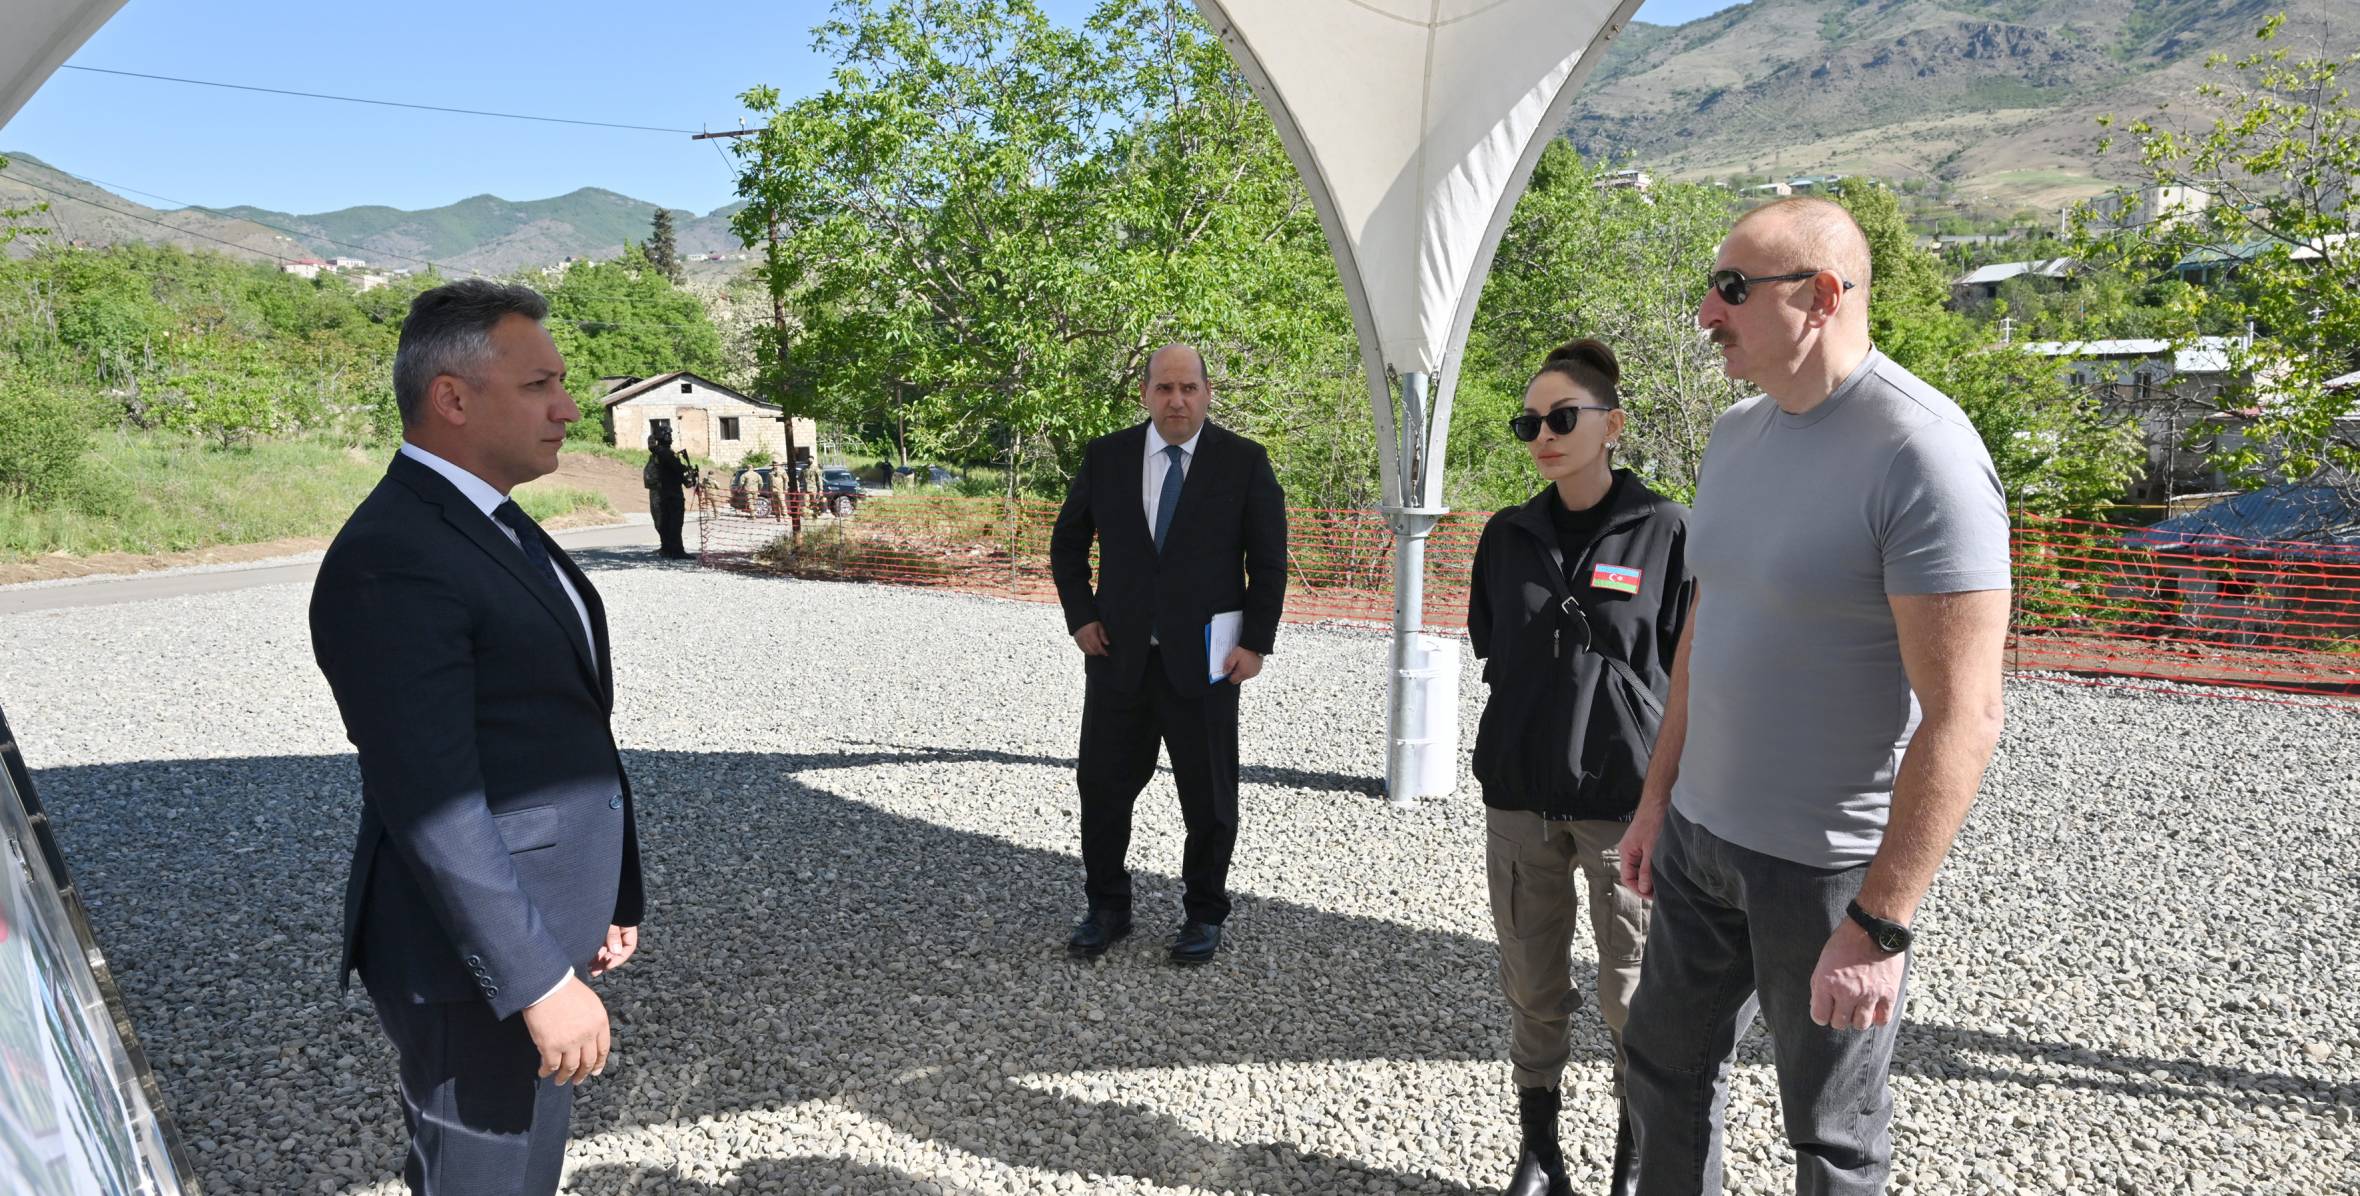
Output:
top-left (1707, 268), bottom-right (1855, 306)
top-left (1507, 405), bottom-right (1612, 442)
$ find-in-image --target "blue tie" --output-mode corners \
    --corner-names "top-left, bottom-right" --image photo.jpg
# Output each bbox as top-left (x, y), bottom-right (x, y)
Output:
top-left (492, 500), bottom-right (566, 596)
top-left (1152, 444), bottom-right (1184, 553)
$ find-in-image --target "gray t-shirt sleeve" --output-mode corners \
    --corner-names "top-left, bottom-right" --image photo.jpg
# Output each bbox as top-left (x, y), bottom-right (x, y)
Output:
top-left (1873, 418), bottom-right (2012, 595)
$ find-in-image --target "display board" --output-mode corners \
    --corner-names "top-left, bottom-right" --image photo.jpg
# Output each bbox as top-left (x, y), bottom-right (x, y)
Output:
top-left (0, 704), bottom-right (196, 1194)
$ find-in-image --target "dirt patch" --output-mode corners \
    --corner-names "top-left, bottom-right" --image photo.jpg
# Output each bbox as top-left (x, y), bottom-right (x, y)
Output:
top-left (0, 452), bottom-right (638, 587)
top-left (525, 452), bottom-right (654, 521)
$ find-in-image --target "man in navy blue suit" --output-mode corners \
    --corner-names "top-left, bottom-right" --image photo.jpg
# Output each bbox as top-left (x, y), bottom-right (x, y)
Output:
top-left (311, 280), bottom-right (645, 1195)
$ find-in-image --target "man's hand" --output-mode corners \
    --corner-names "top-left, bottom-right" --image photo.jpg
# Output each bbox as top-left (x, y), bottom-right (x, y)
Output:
top-left (1221, 647), bottom-right (1263, 684)
top-left (1615, 797), bottom-right (1669, 898)
top-left (520, 974), bottom-right (610, 1085)
top-left (589, 924), bottom-right (639, 977)
top-left (1809, 921), bottom-right (1906, 1031)
top-left (1073, 622), bottom-right (1110, 656)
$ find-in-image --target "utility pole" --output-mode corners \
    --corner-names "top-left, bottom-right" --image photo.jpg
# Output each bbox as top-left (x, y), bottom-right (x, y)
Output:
top-left (695, 126), bottom-right (802, 536)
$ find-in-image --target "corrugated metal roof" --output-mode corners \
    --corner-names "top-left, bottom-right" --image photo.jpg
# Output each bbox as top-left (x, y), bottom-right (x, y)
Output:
top-left (2127, 484), bottom-right (2360, 558)
top-left (2018, 336), bottom-right (2244, 375)
top-left (2021, 338), bottom-right (2169, 357)
top-left (1953, 258), bottom-right (2075, 287)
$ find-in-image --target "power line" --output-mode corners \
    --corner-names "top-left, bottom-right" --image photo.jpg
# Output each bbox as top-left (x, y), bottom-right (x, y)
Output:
top-left (29, 163), bottom-right (489, 279)
top-left (59, 65), bottom-right (702, 135)
top-left (1, 173), bottom-right (300, 264)
top-left (7, 162), bottom-right (750, 320)
top-left (6, 175), bottom-right (722, 332)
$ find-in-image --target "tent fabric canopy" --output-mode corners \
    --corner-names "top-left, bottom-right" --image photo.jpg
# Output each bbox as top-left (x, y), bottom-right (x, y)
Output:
top-left (1194, 0), bottom-right (1633, 382)
top-left (0, 0), bottom-right (127, 131)
top-left (1195, 0), bottom-right (1637, 800)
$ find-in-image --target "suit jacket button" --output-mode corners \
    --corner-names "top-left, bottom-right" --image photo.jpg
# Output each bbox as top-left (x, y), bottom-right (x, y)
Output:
top-left (484, 985), bottom-right (499, 998)
top-left (609, 796), bottom-right (624, 810)
top-left (466, 955), bottom-right (482, 966)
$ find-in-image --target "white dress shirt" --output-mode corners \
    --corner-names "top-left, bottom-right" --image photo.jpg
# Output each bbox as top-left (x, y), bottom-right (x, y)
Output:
top-left (398, 443), bottom-right (596, 659)
top-left (1140, 422), bottom-right (1200, 537)
top-left (398, 441), bottom-right (594, 1011)
top-left (1140, 423), bottom-right (1199, 646)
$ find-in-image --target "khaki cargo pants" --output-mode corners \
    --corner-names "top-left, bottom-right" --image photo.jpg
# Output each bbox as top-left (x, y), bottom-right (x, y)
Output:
top-left (1486, 806), bottom-right (1653, 1090)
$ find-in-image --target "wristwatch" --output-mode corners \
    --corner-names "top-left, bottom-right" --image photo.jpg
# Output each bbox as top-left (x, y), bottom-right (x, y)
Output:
top-left (1846, 899), bottom-right (1913, 955)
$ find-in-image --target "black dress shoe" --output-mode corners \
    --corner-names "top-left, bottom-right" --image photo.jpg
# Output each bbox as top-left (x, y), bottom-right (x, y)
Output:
top-left (1067, 910), bottom-right (1132, 958)
top-left (1168, 921), bottom-right (1222, 966)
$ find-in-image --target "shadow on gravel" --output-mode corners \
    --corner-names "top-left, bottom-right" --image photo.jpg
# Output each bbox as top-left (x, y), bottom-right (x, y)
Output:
top-left (565, 1158), bottom-right (924, 1195)
top-left (833, 736), bottom-right (1390, 800)
top-left (25, 747), bottom-right (2348, 1195)
top-left (567, 547), bottom-right (705, 574)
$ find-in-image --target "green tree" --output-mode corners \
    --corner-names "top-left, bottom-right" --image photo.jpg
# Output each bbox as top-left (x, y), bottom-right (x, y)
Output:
top-left (731, 0), bottom-right (1353, 497)
top-left (2082, 12), bottom-right (2360, 489)
top-left (0, 155), bottom-right (50, 249)
top-left (1456, 145), bottom-right (1744, 507)
top-left (1839, 181), bottom-right (2144, 517)
top-left (542, 247), bottom-right (725, 442)
top-left (647, 208), bottom-right (684, 284)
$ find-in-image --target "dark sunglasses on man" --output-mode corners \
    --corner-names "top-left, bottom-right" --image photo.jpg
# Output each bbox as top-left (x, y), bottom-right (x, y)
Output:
top-left (1507, 405), bottom-right (1612, 442)
top-left (1706, 267), bottom-right (1855, 306)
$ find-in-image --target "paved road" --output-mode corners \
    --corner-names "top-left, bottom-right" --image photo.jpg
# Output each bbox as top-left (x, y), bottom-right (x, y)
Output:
top-left (0, 517), bottom-right (658, 616)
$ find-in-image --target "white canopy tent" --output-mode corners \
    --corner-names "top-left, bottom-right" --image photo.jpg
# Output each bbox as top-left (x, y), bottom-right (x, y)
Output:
top-left (0, 0), bottom-right (127, 130)
top-left (1193, 0), bottom-right (1645, 800)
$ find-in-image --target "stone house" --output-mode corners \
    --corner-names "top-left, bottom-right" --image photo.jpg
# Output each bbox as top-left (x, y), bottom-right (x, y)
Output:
top-left (600, 372), bottom-right (817, 467)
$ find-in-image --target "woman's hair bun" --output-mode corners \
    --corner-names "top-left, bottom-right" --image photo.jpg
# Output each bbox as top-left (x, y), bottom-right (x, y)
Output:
top-left (1544, 338), bottom-right (1621, 391)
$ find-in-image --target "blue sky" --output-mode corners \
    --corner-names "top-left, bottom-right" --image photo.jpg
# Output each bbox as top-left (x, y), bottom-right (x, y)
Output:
top-left (3, 0), bottom-right (1744, 217)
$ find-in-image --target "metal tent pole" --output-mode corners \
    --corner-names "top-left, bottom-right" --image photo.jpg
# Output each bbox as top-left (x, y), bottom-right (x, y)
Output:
top-left (1384, 370), bottom-right (1449, 806)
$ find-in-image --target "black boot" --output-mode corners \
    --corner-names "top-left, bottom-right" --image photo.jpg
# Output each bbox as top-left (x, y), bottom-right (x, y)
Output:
top-left (1606, 1101), bottom-right (1637, 1196)
top-left (1505, 1085), bottom-right (1572, 1196)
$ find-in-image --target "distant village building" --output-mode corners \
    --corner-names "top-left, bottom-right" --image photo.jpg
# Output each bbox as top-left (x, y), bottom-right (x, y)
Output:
top-left (325, 256), bottom-right (368, 269)
top-left (2087, 183), bottom-right (2213, 232)
top-left (1596, 168), bottom-right (1652, 192)
top-left (601, 372), bottom-right (817, 468)
top-left (2170, 231), bottom-right (2347, 285)
top-left (279, 258), bottom-right (326, 280)
top-left (1746, 182), bottom-right (1793, 197)
top-left (1951, 257), bottom-right (2076, 305)
top-left (2022, 336), bottom-right (2258, 503)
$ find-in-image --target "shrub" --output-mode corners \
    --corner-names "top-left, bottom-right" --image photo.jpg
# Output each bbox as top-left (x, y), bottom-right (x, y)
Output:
top-left (0, 378), bottom-right (95, 504)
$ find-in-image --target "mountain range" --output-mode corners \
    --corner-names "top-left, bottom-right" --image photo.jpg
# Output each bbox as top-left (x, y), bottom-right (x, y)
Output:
top-left (1571, 0), bottom-right (2349, 208)
top-left (5, 0), bottom-right (2352, 271)
top-left (0, 151), bottom-right (746, 275)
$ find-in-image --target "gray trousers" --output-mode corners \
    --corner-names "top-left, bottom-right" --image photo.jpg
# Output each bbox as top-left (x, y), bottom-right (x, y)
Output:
top-left (1621, 809), bottom-right (1908, 1196)
top-left (1485, 808), bottom-right (1652, 1091)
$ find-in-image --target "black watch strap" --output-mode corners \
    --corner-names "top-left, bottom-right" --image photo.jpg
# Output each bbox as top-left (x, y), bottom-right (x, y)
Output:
top-left (1846, 899), bottom-right (1913, 955)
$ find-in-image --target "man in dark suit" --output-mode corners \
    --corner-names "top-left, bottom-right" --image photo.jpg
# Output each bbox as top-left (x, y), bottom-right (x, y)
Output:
top-left (310, 280), bottom-right (644, 1196)
top-left (1049, 343), bottom-right (1288, 966)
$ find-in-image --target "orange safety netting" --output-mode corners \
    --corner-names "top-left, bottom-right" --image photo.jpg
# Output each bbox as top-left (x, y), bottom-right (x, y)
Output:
top-left (695, 489), bottom-right (2360, 703)
top-left (2008, 513), bottom-right (2360, 700)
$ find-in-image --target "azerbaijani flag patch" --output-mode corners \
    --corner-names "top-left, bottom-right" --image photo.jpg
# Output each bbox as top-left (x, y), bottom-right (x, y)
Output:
top-left (1590, 563), bottom-right (1643, 594)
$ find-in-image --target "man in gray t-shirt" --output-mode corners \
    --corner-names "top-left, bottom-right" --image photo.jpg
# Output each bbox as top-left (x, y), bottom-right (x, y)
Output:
top-left (1615, 198), bottom-right (2011, 1195)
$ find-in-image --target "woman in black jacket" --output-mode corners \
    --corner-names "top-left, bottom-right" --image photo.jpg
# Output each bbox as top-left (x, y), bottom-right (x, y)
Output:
top-left (1467, 339), bottom-right (1693, 1196)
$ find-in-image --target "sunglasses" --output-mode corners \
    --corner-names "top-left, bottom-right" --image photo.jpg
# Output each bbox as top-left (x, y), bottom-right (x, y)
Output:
top-left (1706, 268), bottom-right (1855, 306)
top-left (1507, 406), bottom-right (1612, 442)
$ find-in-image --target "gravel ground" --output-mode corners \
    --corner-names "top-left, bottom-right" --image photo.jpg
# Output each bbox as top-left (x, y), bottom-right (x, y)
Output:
top-left (2, 549), bottom-right (2355, 1195)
